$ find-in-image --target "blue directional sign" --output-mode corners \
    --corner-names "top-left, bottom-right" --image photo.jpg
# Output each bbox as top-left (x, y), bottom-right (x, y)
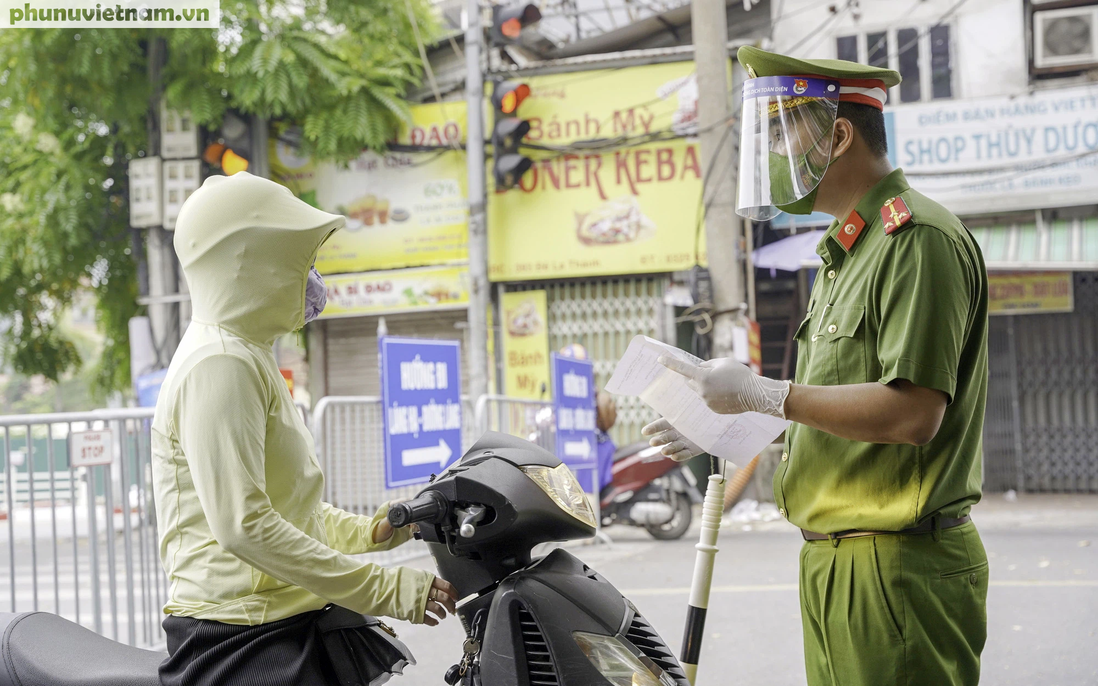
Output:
top-left (380, 337), bottom-right (463, 488)
top-left (551, 353), bottom-right (597, 492)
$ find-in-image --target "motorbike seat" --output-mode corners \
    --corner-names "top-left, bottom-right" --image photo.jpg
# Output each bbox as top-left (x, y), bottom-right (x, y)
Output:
top-left (0, 612), bottom-right (164, 686)
top-left (613, 441), bottom-right (651, 462)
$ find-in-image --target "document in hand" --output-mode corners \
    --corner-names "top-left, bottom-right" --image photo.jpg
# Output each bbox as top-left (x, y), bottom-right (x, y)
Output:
top-left (605, 335), bottom-right (790, 466)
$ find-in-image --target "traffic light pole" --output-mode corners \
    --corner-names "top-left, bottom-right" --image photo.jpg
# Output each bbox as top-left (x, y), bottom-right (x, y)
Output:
top-left (465, 0), bottom-right (490, 402)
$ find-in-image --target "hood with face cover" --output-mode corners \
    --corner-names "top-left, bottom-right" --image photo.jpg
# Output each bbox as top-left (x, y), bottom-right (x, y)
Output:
top-left (174, 172), bottom-right (344, 345)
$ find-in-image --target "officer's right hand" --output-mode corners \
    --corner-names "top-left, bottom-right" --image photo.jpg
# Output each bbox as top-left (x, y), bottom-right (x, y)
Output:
top-left (642, 418), bottom-right (705, 462)
top-left (423, 577), bottom-right (458, 626)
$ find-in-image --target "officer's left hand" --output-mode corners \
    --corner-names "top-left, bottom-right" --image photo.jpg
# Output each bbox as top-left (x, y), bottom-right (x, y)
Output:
top-left (658, 355), bottom-right (791, 418)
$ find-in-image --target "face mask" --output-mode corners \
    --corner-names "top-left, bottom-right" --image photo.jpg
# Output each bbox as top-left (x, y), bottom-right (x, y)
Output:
top-left (768, 128), bottom-right (836, 216)
top-left (304, 266), bottom-right (327, 324)
top-left (775, 184), bottom-right (822, 215)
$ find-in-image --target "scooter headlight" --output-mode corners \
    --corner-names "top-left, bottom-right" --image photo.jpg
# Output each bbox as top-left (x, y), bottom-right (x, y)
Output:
top-left (573, 632), bottom-right (676, 686)
top-left (520, 463), bottom-right (596, 528)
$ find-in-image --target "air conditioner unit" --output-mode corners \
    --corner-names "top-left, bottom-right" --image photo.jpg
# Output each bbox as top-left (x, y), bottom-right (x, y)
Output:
top-left (1034, 6), bottom-right (1098, 69)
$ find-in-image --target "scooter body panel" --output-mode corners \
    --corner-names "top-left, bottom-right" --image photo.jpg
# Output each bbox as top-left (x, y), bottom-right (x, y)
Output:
top-left (475, 548), bottom-right (688, 686)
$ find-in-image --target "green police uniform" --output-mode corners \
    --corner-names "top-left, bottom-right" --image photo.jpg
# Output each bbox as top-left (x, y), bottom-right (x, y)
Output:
top-left (738, 48), bottom-right (990, 686)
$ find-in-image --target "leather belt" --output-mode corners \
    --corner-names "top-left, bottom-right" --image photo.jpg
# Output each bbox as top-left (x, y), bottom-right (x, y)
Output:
top-left (800, 515), bottom-right (970, 542)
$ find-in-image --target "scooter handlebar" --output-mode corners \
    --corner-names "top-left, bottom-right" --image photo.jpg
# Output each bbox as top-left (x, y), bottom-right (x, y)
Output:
top-left (388, 491), bottom-right (448, 528)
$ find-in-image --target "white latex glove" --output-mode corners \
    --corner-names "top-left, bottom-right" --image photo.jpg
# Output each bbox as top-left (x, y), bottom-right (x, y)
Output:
top-left (641, 418), bottom-right (705, 462)
top-left (659, 355), bottom-right (790, 418)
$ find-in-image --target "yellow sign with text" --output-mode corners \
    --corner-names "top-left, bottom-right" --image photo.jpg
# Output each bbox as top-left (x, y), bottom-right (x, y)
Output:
top-left (270, 103), bottom-right (469, 274)
top-left (501, 290), bottom-right (551, 399)
top-left (488, 61), bottom-right (706, 281)
top-left (318, 265), bottom-right (469, 319)
top-left (988, 272), bottom-right (1074, 315)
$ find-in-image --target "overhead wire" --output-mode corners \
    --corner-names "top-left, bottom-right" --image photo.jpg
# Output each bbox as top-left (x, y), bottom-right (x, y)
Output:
top-left (881, 0), bottom-right (973, 63)
top-left (403, 0), bottom-right (462, 150)
top-left (782, 1), bottom-right (852, 56)
top-left (905, 147), bottom-right (1098, 183)
top-left (863, 0), bottom-right (926, 61)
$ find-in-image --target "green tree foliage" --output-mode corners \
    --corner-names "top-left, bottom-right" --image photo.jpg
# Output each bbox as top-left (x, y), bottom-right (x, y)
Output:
top-left (0, 0), bottom-right (434, 392)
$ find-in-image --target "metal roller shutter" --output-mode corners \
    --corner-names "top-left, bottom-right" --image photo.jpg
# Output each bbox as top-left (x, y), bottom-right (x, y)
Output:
top-left (983, 272), bottom-right (1098, 493)
top-left (509, 276), bottom-right (669, 446)
top-left (323, 311), bottom-right (469, 397)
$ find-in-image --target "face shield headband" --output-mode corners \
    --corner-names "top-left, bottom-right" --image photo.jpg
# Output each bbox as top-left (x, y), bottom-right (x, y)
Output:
top-left (736, 76), bottom-right (841, 221)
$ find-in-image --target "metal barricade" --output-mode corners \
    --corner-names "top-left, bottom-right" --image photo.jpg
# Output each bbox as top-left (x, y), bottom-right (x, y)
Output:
top-left (472, 394), bottom-right (553, 451)
top-left (0, 394), bottom-right (608, 653)
top-left (309, 396), bottom-right (480, 567)
top-left (0, 409), bottom-right (167, 649)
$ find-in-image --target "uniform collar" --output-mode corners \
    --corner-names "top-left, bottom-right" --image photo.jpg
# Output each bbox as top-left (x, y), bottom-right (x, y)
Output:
top-left (815, 168), bottom-right (910, 262)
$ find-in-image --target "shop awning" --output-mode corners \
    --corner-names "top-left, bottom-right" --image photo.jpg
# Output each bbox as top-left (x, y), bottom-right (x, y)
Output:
top-left (752, 230), bottom-right (826, 272)
top-left (970, 218), bottom-right (1098, 271)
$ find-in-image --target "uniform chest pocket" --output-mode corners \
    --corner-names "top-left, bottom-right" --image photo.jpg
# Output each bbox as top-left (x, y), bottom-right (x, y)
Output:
top-left (819, 304), bottom-right (868, 385)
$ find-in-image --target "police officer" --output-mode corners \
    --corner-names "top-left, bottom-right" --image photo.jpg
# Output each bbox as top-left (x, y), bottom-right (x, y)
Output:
top-left (645, 47), bottom-right (989, 686)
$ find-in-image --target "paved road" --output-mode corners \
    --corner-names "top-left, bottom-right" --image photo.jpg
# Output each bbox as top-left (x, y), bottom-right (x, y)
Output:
top-left (3, 494), bottom-right (1095, 685)
top-left (397, 494), bottom-right (1098, 686)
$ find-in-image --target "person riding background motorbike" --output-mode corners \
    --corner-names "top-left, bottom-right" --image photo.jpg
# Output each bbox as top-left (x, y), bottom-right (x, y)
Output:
top-left (150, 172), bottom-right (457, 686)
top-left (595, 388), bottom-right (617, 492)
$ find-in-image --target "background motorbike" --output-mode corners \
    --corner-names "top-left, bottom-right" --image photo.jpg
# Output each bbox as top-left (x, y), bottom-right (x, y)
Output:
top-left (599, 441), bottom-right (701, 540)
top-left (528, 400), bottom-right (700, 541)
top-left (388, 431), bottom-right (689, 686)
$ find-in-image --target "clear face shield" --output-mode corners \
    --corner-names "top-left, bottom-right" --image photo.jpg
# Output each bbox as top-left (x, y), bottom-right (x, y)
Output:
top-left (737, 76), bottom-right (841, 220)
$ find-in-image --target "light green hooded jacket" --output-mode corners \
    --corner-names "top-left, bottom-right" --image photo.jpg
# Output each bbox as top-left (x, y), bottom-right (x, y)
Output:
top-left (151, 172), bottom-right (434, 626)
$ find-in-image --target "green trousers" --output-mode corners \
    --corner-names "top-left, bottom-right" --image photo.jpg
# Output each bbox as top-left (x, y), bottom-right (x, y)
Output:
top-left (799, 521), bottom-right (988, 686)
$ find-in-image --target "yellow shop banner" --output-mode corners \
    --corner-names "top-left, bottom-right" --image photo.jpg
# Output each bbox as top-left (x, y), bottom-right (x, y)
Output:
top-left (271, 103), bottom-right (469, 274)
top-left (318, 265), bottom-right (469, 319)
top-left (988, 272), bottom-right (1074, 315)
top-left (488, 61), bottom-right (706, 281)
top-left (501, 290), bottom-right (551, 399)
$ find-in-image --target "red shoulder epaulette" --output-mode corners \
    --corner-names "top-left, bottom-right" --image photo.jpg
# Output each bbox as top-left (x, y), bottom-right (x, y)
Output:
top-left (881, 196), bottom-right (913, 235)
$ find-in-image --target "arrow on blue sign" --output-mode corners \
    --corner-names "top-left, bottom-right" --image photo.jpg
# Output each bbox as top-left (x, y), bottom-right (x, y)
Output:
top-left (401, 439), bottom-right (454, 467)
top-left (562, 436), bottom-right (592, 459)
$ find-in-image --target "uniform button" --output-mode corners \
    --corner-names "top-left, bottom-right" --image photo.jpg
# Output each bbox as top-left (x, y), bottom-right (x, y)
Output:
top-left (827, 269), bottom-right (836, 279)
top-left (969, 573), bottom-right (978, 585)
top-left (827, 324), bottom-right (838, 334)
top-left (781, 451), bottom-right (789, 461)
top-left (779, 508), bottom-right (786, 517)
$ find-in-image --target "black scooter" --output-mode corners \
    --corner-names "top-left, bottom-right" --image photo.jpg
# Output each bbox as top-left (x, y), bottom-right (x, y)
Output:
top-left (388, 431), bottom-right (688, 686)
top-left (0, 432), bottom-right (686, 686)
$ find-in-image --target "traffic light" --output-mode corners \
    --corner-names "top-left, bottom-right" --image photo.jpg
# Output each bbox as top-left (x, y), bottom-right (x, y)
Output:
top-left (491, 3), bottom-right (542, 45)
top-left (491, 80), bottom-right (533, 190)
top-left (202, 111), bottom-right (251, 176)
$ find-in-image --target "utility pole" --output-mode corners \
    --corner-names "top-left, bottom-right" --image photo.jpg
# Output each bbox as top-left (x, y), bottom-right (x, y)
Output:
top-left (692, 0), bottom-right (745, 360)
top-left (145, 36), bottom-right (180, 367)
top-left (465, 0), bottom-right (490, 402)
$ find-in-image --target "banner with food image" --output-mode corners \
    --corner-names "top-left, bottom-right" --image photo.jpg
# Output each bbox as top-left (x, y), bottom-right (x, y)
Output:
top-left (317, 265), bottom-right (469, 319)
top-left (271, 103), bottom-right (469, 274)
top-left (500, 290), bottom-right (551, 399)
top-left (488, 61), bottom-right (709, 281)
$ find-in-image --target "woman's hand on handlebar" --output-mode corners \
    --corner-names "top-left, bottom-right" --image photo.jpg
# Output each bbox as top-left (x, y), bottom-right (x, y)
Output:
top-left (373, 499), bottom-right (419, 545)
top-left (422, 577), bottom-right (459, 627)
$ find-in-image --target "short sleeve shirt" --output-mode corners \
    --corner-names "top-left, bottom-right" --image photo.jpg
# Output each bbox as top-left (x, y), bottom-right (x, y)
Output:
top-left (776, 169), bottom-right (989, 533)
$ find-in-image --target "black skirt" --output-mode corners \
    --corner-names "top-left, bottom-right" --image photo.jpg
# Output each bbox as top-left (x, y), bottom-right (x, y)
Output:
top-left (159, 609), bottom-right (335, 686)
